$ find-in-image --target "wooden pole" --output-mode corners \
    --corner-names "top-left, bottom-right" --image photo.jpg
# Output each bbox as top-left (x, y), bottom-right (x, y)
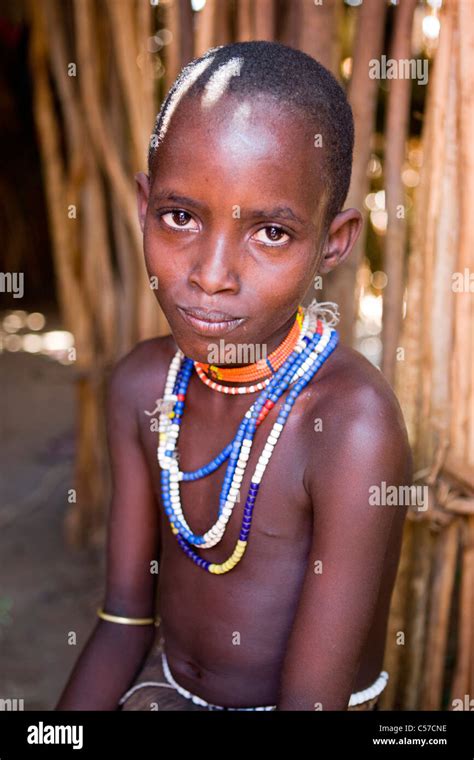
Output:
top-left (323, 0), bottom-right (387, 344)
top-left (381, 0), bottom-right (417, 383)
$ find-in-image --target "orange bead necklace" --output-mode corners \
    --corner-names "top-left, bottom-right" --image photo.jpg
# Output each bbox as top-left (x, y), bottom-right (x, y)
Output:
top-left (195, 306), bottom-right (304, 385)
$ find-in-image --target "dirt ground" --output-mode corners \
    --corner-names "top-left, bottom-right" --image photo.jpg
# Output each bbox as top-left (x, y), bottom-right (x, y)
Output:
top-left (0, 350), bottom-right (105, 710)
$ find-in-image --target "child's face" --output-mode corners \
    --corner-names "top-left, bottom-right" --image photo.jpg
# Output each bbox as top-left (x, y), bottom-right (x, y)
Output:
top-left (136, 93), bottom-right (360, 362)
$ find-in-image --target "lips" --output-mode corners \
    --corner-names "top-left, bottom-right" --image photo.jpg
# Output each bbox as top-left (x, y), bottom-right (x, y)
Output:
top-left (181, 306), bottom-right (241, 322)
top-left (177, 306), bottom-right (246, 336)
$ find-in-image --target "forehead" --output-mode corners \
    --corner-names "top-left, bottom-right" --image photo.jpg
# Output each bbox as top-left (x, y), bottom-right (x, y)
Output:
top-left (151, 93), bottom-right (328, 217)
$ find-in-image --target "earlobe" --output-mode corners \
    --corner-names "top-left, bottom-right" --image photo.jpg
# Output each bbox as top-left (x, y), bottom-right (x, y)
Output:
top-left (319, 242), bottom-right (350, 274)
top-left (319, 244), bottom-right (341, 274)
top-left (135, 171), bottom-right (150, 233)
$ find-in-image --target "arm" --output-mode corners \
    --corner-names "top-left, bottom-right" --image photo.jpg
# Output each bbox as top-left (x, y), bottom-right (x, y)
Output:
top-left (56, 348), bottom-right (160, 710)
top-left (277, 385), bottom-right (412, 710)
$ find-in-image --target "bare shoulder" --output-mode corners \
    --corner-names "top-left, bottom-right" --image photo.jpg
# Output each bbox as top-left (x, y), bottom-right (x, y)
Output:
top-left (106, 333), bottom-right (179, 416)
top-left (308, 343), bottom-right (409, 441)
top-left (303, 343), bottom-right (412, 502)
top-left (107, 333), bottom-right (178, 390)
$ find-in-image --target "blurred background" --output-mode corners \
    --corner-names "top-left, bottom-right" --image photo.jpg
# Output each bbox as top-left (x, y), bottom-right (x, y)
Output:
top-left (0, 0), bottom-right (473, 711)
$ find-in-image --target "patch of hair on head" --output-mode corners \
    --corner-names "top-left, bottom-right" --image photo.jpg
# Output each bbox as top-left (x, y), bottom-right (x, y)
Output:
top-left (200, 57), bottom-right (244, 110)
top-left (148, 46), bottom-right (224, 170)
top-left (156, 56), bottom-right (215, 146)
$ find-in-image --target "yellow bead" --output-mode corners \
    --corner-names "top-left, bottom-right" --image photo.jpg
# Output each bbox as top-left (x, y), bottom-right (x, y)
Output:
top-left (168, 411), bottom-right (175, 419)
top-left (207, 543), bottom-right (250, 575)
top-left (209, 364), bottom-right (222, 379)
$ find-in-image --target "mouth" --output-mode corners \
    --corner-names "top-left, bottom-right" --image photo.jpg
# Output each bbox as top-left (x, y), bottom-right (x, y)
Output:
top-left (177, 306), bottom-right (246, 336)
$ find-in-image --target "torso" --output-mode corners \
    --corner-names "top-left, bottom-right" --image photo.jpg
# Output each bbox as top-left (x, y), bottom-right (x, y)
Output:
top-left (134, 333), bottom-right (405, 707)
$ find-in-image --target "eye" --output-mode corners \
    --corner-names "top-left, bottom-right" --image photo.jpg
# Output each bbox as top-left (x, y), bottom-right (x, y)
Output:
top-left (160, 209), bottom-right (199, 231)
top-left (252, 225), bottom-right (290, 247)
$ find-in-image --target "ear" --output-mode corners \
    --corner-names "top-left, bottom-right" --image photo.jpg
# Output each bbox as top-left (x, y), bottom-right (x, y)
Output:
top-left (135, 171), bottom-right (151, 233)
top-left (318, 208), bottom-right (362, 274)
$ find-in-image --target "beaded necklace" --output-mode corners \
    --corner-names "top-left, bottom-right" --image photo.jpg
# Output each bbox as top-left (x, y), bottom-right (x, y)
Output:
top-left (158, 301), bottom-right (339, 574)
top-left (192, 306), bottom-right (305, 395)
top-left (195, 305), bottom-right (304, 385)
top-left (158, 308), bottom-right (317, 545)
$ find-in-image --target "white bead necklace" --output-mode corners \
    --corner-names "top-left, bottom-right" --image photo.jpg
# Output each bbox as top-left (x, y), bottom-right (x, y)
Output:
top-left (157, 310), bottom-right (332, 550)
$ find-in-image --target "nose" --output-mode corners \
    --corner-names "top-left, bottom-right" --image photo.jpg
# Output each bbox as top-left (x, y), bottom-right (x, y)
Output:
top-left (188, 232), bottom-right (240, 296)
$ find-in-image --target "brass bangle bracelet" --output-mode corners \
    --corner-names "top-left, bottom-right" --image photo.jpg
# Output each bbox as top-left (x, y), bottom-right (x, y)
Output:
top-left (97, 607), bottom-right (158, 626)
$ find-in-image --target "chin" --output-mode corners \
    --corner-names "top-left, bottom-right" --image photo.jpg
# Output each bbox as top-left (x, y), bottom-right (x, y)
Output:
top-left (167, 312), bottom-right (251, 364)
top-left (167, 329), bottom-right (217, 364)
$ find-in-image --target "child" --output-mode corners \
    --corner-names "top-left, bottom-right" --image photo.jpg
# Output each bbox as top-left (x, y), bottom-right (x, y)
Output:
top-left (56, 41), bottom-right (411, 712)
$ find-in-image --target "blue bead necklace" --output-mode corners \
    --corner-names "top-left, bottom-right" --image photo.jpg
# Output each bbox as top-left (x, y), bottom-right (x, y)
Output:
top-left (158, 305), bottom-right (339, 573)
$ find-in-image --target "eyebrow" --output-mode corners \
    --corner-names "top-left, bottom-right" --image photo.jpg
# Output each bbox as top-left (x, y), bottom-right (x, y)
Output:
top-left (151, 191), bottom-right (205, 209)
top-left (245, 205), bottom-right (306, 226)
top-left (151, 190), bottom-right (307, 226)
